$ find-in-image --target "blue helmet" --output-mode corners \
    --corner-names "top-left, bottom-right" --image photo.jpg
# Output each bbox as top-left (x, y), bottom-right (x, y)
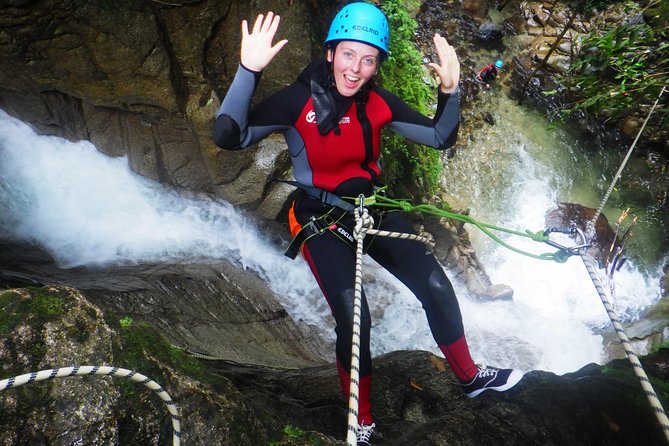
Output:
top-left (324, 2), bottom-right (389, 59)
top-left (495, 59), bottom-right (504, 68)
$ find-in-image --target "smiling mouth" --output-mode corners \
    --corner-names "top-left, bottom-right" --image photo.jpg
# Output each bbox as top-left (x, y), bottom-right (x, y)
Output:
top-left (344, 74), bottom-right (360, 88)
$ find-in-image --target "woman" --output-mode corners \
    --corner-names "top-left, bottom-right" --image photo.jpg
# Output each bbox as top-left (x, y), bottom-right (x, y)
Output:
top-left (213, 3), bottom-right (522, 444)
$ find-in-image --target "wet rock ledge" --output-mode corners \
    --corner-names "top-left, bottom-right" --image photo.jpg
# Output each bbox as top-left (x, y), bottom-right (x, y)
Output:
top-left (2, 284), bottom-right (669, 445)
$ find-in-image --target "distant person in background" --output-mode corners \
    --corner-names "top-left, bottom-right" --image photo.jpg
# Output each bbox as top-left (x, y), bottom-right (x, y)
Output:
top-left (475, 59), bottom-right (503, 89)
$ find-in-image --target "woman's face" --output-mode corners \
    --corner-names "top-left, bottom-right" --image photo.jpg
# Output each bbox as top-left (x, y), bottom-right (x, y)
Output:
top-left (327, 41), bottom-right (380, 97)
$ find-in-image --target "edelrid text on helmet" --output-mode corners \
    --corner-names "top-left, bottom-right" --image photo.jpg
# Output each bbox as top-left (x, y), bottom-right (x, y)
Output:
top-left (324, 2), bottom-right (390, 59)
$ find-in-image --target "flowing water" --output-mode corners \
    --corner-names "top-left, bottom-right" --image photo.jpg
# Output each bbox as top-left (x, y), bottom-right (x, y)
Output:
top-left (0, 95), bottom-right (665, 375)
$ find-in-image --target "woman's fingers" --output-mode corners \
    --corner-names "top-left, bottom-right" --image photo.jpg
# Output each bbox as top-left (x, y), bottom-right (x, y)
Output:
top-left (252, 13), bottom-right (265, 34)
top-left (240, 12), bottom-right (288, 72)
top-left (241, 19), bottom-right (249, 38)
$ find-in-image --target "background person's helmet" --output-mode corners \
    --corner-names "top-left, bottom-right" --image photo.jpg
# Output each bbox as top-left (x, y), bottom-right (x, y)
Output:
top-left (324, 2), bottom-right (389, 59)
top-left (495, 59), bottom-right (504, 68)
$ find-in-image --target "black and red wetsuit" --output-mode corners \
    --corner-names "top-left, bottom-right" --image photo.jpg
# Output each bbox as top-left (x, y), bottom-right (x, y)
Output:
top-left (476, 63), bottom-right (498, 85)
top-left (213, 59), bottom-right (478, 425)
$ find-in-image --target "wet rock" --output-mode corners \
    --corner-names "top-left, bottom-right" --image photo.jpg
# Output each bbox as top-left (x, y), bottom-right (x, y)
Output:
top-left (0, 286), bottom-right (280, 445)
top-left (482, 111), bottom-right (496, 125)
top-left (475, 22), bottom-right (506, 51)
top-left (462, 0), bottom-right (488, 20)
top-left (0, 0), bottom-right (322, 217)
top-left (4, 288), bottom-right (669, 446)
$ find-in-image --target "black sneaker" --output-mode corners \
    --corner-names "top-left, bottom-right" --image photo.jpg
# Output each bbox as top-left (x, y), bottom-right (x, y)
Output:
top-left (356, 422), bottom-right (375, 445)
top-left (461, 366), bottom-right (523, 398)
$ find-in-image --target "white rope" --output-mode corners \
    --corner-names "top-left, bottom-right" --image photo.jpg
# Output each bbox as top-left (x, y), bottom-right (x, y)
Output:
top-left (0, 365), bottom-right (182, 445)
top-left (580, 254), bottom-right (669, 443)
top-left (588, 86), bottom-right (666, 232)
top-left (345, 206), bottom-right (372, 446)
top-left (578, 86), bottom-right (669, 443)
top-left (345, 205), bottom-right (433, 445)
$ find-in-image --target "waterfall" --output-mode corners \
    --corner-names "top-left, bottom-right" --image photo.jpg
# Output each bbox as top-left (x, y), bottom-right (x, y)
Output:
top-left (0, 108), bottom-right (663, 375)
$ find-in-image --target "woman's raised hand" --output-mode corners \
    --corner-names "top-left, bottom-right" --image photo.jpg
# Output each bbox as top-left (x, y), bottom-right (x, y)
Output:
top-left (240, 12), bottom-right (288, 72)
top-left (427, 33), bottom-right (460, 94)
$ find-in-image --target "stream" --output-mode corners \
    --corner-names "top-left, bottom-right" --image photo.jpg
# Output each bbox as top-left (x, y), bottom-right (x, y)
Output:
top-left (1, 94), bottom-right (665, 375)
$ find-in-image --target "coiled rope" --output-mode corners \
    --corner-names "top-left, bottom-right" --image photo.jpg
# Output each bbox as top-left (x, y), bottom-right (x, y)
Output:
top-left (579, 86), bottom-right (669, 443)
top-left (0, 365), bottom-right (182, 445)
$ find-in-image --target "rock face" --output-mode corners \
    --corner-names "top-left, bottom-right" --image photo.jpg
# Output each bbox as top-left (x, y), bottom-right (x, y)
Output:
top-left (0, 0), bottom-right (324, 218)
top-left (2, 285), bottom-right (669, 445)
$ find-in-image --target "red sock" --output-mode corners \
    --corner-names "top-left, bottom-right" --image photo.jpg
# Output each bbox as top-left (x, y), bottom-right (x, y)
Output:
top-left (439, 335), bottom-right (478, 382)
top-left (337, 361), bottom-right (373, 425)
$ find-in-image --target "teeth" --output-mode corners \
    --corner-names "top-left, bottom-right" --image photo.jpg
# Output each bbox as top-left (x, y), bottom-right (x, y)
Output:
top-left (345, 75), bottom-right (359, 81)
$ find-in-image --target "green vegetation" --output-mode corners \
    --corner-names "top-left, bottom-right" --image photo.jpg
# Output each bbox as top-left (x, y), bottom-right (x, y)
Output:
top-left (564, 0), bottom-right (624, 13)
top-left (268, 425), bottom-right (305, 445)
top-left (114, 320), bottom-right (208, 386)
top-left (0, 287), bottom-right (68, 373)
top-left (0, 287), bottom-right (66, 335)
top-left (556, 1), bottom-right (667, 131)
top-left (379, 0), bottom-right (443, 199)
top-left (119, 316), bottom-right (133, 328)
top-left (267, 424), bottom-right (332, 446)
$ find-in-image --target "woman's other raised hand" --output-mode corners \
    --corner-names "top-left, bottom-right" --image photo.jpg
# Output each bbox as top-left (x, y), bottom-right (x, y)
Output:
top-left (427, 33), bottom-right (460, 94)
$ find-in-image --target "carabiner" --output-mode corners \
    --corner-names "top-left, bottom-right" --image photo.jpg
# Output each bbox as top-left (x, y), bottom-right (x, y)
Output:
top-left (543, 226), bottom-right (591, 256)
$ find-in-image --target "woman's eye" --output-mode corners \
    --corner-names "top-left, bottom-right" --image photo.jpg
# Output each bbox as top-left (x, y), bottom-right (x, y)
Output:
top-left (363, 58), bottom-right (376, 66)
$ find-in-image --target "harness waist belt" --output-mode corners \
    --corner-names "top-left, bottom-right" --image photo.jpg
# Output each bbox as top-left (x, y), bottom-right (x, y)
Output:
top-left (276, 180), bottom-right (356, 212)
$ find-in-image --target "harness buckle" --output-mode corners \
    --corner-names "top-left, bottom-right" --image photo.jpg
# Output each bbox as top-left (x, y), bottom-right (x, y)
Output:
top-left (308, 215), bottom-right (328, 235)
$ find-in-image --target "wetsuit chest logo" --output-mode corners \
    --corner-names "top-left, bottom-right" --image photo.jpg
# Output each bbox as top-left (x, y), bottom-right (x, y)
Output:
top-left (305, 110), bottom-right (350, 125)
top-left (306, 110), bottom-right (316, 124)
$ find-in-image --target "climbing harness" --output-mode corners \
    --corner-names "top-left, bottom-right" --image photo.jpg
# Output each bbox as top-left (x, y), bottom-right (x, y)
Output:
top-left (283, 179), bottom-right (590, 263)
top-left (0, 365), bottom-right (182, 445)
top-left (285, 205), bottom-right (357, 259)
top-left (578, 86), bottom-right (669, 444)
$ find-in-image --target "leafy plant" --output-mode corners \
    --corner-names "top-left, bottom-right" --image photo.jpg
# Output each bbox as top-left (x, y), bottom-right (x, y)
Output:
top-left (378, 0), bottom-right (443, 199)
top-left (282, 424), bottom-right (305, 439)
top-left (267, 425), bottom-right (307, 445)
top-left (119, 316), bottom-right (133, 328)
top-left (558, 11), bottom-right (668, 126)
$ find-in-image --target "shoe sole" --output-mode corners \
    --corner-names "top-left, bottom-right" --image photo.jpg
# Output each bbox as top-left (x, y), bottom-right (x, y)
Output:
top-left (466, 369), bottom-right (524, 399)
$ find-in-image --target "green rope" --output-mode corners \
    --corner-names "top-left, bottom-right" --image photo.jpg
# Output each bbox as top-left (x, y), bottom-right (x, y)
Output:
top-left (351, 192), bottom-right (571, 263)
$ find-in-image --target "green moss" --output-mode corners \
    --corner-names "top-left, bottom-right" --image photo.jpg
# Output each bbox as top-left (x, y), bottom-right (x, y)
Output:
top-left (378, 0), bottom-right (443, 200)
top-left (114, 321), bottom-right (209, 387)
top-left (0, 290), bottom-right (25, 334)
top-left (601, 362), bottom-right (669, 405)
top-left (268, 425), bottom-right (331, 446)
top-left (0, 287), bottom-right (66, 334)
